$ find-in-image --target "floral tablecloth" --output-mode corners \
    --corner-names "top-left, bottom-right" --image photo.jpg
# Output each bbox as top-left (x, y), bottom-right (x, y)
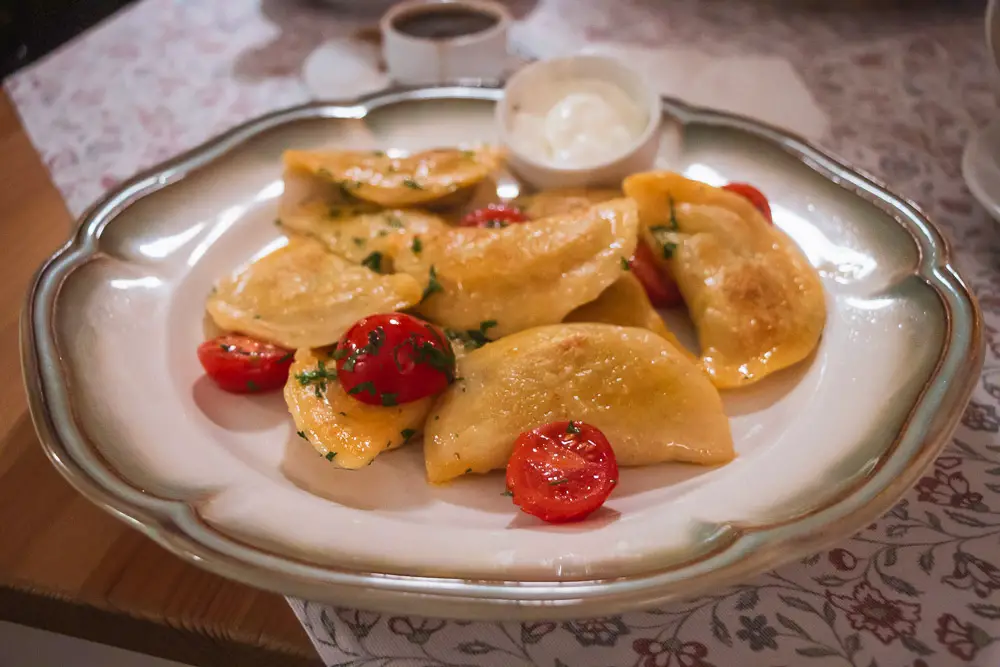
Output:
top-left (8, 0), bottom-right (1000, 665)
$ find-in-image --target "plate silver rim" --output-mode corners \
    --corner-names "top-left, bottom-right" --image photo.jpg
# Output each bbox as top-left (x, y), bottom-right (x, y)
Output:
top-left (21, 83), bottom-right (983, 619)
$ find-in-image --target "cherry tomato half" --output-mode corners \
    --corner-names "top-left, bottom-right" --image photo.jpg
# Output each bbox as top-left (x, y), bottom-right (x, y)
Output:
top-left (722, 182), bottom-right (773, 224)
top-left (460, 204), bottom-right (529, 229)
top-left (335, 313), bottom-right (455, 406)
top-left (505, 420), bottom-right (619, 524)
top-left (197, 334), bottom-right (294, 394)
top-left (630, 239), bottom-right (683, 308)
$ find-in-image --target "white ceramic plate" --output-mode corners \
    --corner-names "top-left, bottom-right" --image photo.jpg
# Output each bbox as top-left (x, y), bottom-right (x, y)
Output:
top-left (24, 86), bottom-right (982, 620)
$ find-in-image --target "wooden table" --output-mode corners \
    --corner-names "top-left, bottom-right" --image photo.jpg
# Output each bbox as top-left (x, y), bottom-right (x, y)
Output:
top-left (0, 93), bottom-right (321, 667)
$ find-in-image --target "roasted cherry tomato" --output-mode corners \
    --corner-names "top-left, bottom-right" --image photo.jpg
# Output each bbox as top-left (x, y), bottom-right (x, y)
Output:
top-left (335, 312), bottom-right (455, 406)
top-left (197, 334), bottom-right (294, 394)
top-left (459, 203), bottom-right (529, 229)
top-left (722, 182), bottom-right (773, 223)
top-left (630, 239), bottom-right (683, 308)
top-left (505, 420), bottom-right (619, 523)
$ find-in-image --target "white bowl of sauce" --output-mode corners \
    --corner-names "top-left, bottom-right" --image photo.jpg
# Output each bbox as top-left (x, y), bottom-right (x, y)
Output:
top-left (381, 0), bottom-right (511, 85)
top-left (497, 55), bottom-right (662, 190)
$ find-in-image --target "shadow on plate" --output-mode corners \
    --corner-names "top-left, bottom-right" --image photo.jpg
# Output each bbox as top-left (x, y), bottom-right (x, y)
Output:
top-left (191, 376), bottom-right (290, 432)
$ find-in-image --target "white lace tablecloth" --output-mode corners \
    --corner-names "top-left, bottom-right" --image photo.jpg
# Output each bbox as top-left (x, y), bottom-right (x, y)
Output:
top-left (8, 1), bottom-right (1000, 665)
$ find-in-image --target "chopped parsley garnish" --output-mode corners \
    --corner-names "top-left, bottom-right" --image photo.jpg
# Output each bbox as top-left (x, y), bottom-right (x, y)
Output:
top-left (621, 257), bottom-right (631, 271)
top-left (465, 467), bottom-right (473, 474)
top-left (274, 218), bottom-right (283, 227)
top-left (338, 180), bottom-right (362, 199)
top-left (402, 178), bottom-right (423, 190)
top-left (385, 214), bottom-right (404, 229)
top-left (361, 251), bottom-right (384, 273)
top-left (411, 236), bottom-right (422, 255)
top-left (381, 393), bottom-right (399, 407)
top-left (294, 359), bottom-right (337, 397)
top-left (405, 326), bottom-right (457, 382)
top-left (566, 421), bottom-right (581, 434)
top-left (278, 351), bottom-right (294, 363)
top-left (339, 411), bottom-right (347, 416)
top-left (421, 265), bottom-right (443, 301)
top-left (501, 489), bottom-right (514, 497)
top-left (484, 219), bottom-right (508, 229)
top-left (341, 326), bottom-right (386, 373)
top-left (325, 452), bottom-right (337, 461)
top-left (296, 430), bottom-right (307, 440)
top-left (348, 380), bottom-right (377, 397)
top-left (253, 314), bottom-right (262, 319)
top-left (649, 224), bottom-right (678, 260)
top-left (400, 428), bottom-right (417, 442)
top-left (668, 196), bottom-right (680, 230)
top-left (549, 478), bottom-right (569, 486)
top-left (353, 237), bottom-right (366, 247)
top-left (371, 150), bottom-right (386, 157)
top-left (446, 320), bottom-right (497, 350)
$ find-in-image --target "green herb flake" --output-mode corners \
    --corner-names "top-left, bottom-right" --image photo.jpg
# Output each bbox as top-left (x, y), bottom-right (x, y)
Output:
top-left (316, 167), bottom-right (333, 179)
top-left (385, 214), bottom-right (404, 229)
top-left (253, 314), bottom-right (262, 320)
top-left (621, 257), bottom-right (631, 271)
top-left (461, 149), bottom-right (477, 158)
top-left (339, 411), bottom-right (347, 417)
top-left (361, 251), bottom-right (384, 273)
top-left (668, 196), bottom-right (680, 230)
top-left (296, 430), bottom-right (308, 440)
top-left (400, 428), bottom-right (417, 442)
top-left (420, 265), bottom-right (444, 302)
top-left (246, 380), bottom-right (259, 392)
top-left (348, 380), bottom-right (377, 397)
top-left (402, 178), bottom-right (424, 190)
top-left (274, 218), bottom-right (283, 227)
top-left (549, 478), bottom-right (569, 486)
top-left (484, 219), bottom-right (509, 229)
top-left (325, 452), bottom-right (337, 461)
top-left (662, 241), bottom-right (677, 259)
top-left (352, 237), bottom-right (366, 247)
top-left (465, 467), bottom-right (473, 474)
top-left (371, 150), bottom-right (386, 157)
top-left (501, 489), bottom-right (514, 497)
top-left (278, 351), bottom-right (294, 363)
top-left (411, 236), bottom-right (423, 255)
top-left (294, 359), bottom-right (337, 396)
top-left (566, 421), bottom-right (581, 434)
top-left (381, 393), bottom-right (399, 407)
top-left (445, 319), bottom-right (498, 350)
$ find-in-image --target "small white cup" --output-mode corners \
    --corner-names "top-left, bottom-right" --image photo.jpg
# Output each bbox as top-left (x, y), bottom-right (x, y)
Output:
top-left (381, 0), bottom-right (511, 85)
top-left (496, 54), bottom-right (662, 191)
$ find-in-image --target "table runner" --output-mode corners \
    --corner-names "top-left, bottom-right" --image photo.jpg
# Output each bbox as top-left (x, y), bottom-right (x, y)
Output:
top-left (7, 1), bottom-right (1000, 664)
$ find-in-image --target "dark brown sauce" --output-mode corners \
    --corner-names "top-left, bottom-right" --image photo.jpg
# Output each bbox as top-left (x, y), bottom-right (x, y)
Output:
top-left (392, 6), bottom-right (499, 40)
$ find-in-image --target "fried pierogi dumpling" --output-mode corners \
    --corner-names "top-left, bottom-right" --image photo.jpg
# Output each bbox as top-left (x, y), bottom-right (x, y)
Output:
top-left (280, 202), bottom-right (450, 270)
top-left (282, 147), bottom-right (503, 207)
top-left (206, 237), bottom-right (422, 349)
top-left (285, 347), bottom-right (433, 469)
top-left (394, 199), bottom-right (639, 338)
top-left (514, 188), bottom-right (622, 219)
top-left (623, 172), bottom-right (826, 388)
top-left (424, 323), bottom-right (734, 483)
top-left (564, 273), bottom-right (693, 359)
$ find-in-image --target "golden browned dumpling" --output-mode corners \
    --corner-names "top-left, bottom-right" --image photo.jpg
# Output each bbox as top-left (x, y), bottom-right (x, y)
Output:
top-left (515, 188), bottom-right (622, 219)
top-left (424, 323), bottom-right (734, 483)
top-left (282, 147), bottom-right (503, 207)
top-left (279, 202), bottom-right (450, 271)
top-left (285, 347), bottom-right (432, 469)
top-left (623, 172), bottom-right (826, 388)
top-left (393, 199), bottom-right (639, 338)
top-left (564, 273), bottom-right (693, 360)
top-left (206, 237), bottom-right (422, 349)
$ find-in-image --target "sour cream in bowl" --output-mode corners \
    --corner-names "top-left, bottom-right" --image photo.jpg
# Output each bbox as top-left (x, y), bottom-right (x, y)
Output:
top-left (497, 55), bottom-right (661, 190)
